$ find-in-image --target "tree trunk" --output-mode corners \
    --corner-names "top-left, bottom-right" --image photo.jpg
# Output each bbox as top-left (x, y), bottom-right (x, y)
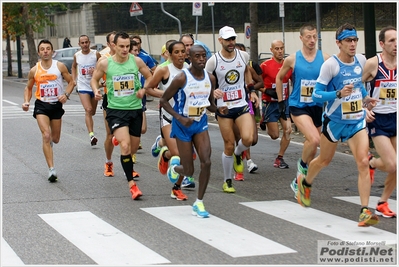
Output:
top-left (22, 3), bottom-right (39, 69)
top-left (6, 34), bottom-right (12, 76)
top-left (249, 3), bottom-right (258, 64)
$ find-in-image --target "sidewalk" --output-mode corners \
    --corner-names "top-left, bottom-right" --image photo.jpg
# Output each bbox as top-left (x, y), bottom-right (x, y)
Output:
top-left (2, 50), bottom-right (31, 78)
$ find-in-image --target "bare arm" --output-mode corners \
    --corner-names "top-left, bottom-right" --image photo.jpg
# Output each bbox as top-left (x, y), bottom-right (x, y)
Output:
top-left (22, 67), bottom-right (37, 111)
top-left (362, 56), bottom-right (378, 83)
top-left (160, 72), bottom-right (187, 123)
top-left (207, 73), bottom-right (218, 113)
top-left (90, 58), bottom-right (107, 101)
top-left (58, 62), bottom-right (75, 104)
top-left (276, 54), bottom-right (295, 102)
top-left (144, 63), bottom-right (167, 98)
top-left (71, 54), bottom-right (78, 83)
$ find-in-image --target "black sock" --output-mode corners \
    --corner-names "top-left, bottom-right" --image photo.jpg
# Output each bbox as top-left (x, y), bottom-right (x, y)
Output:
top-left (302, 179), bottom-right (312, 187)
top-left (360, 206), bottom-right (369, 213)
top-left (173, 183), bottom-right (180, 190)
top-left (277, 155), bottom-right (283, 159)
top-left (377, 201), bottom-right (386, 206)
top-left (162, 152), bottom-right (169, 162)
top-left (120, 154), bottom-right (133, 182)
top-left (300, 159), bottom-right (307, 169)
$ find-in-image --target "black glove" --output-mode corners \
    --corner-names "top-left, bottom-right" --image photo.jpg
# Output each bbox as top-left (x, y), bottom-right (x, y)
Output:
top-left (278, 101), bottom-right (287, 120)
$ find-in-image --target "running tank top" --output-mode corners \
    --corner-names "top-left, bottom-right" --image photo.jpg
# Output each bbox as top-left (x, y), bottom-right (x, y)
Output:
top-left (214, 49), bottom-right (248, 109)
top-left (174, 68), bottom-right (211, 121)
top-left (76, 49), bottom-right (97, 91)
top-left (290, 50), bottom-right (325, 108)
top-left (106, 54), bottom-right (142, 110)
top-left (34, 60), bottom-right (64, 103)
top-left (366, 54), bottom-right (397, 114)
top-left (324, 55), bottom-right (365, 124)
top-left (159, 62), bottom-right (189, 120)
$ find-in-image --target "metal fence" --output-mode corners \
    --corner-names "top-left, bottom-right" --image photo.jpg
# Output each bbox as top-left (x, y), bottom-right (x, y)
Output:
top-left (90, 3), bottom-right (396, 36)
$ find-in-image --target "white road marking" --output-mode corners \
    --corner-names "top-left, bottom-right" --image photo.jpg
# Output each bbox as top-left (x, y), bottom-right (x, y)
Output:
top-left (141, 205), bottom-right (296, 257)
top-left (241, 200), bottom-right (397, 245)
top-left (1, 238), bottom-right (25, 266)
top-left (38, 211), bottom-right (170, 265)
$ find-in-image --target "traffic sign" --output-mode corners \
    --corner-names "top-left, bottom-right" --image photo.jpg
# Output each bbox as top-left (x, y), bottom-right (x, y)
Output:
top-left (130, 2), bottom-right (143, 17)
top-left (192, 2), bottom-right (203, 16)
top-left (245, 25), bottom-right (251, 39)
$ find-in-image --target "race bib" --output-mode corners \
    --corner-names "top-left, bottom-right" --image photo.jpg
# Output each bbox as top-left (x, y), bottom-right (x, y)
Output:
top-left (379, 81), bottom-right (397, 106)
top-left (341, 89), bottom-right (363, 120)
top-left (40, 84), bottom-right (59, 102)
top-left (223, 89), bottom-right (242, 102)
top-left (300, 79), bottom-right (316, 103)
top-left (113, 74), bottom-right (135, 97)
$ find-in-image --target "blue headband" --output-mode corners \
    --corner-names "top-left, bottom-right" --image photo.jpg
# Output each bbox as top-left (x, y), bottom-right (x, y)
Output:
top-left (337, 29), bottom-right (358, 41)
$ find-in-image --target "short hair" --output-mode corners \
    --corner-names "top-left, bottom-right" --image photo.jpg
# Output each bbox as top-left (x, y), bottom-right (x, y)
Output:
top-left (379, 26), bottom-right (396, 42)
top-left (165, 39), bottom-right (177, 51)
top-left (106, 31), bottom-right (117, 44)
top-left (168, 41), bottom-right (185, 54)
top-left (335, 23), bottom-right (356, 40)
top-left (189, 44), bottom-right (206, 57)
top-left (38, 39), bottom-right (53, 52)
top-left (299, 24), bottom-right (317, 36)
top-left (179, 33), bottom-right (194, 43)
top-left (235, 43), bottom-right (246, 51)
top-left (114, 32), bottom-right (130, 45)
top-left (130, 40), bottom-right (138, 48)
top-left (78, 34), bottom-right (89, 43)
top-left (130, 35), bottom-right (142, 43)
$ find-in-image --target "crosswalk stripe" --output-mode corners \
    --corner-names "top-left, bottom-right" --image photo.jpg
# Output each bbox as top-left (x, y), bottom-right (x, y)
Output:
top-left (2, 238), bottom-right (25, 266)
top-left (334, 196), bottom-right (397, 211)
top-left (240, 200), bottom-right (397, 245)
top-left (141, 205), bottom-right (296, 257)
top-left (38, 211), bottom-right (170, 265)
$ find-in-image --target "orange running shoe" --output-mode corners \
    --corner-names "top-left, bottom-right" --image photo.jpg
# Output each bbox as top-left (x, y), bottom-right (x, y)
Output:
top-left (358, 208), bottom-right (379, 227)
top-left (234, 172), bottom-right (244, 181)
top-left (171, 188), bottom-right (188, 200)
top-left (158, 146), bottom-right (169, 175)
top-left (375, 202), bottom-right (396, 218)
top-left (104, 162), bottom-right (114, 177)
top-left (130, 184), bottom-right (142, 200)
top-left (132, 170), bottom-right (140, 178)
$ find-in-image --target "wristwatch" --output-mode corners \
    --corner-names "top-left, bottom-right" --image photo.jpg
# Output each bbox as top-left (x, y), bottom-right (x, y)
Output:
top-left (336, 90), bottom-right (341, 99)
top-left (65, 92), bottom-right (70, 100)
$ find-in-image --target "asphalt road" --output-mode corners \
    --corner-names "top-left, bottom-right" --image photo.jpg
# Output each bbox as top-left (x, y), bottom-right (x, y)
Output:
top-left (2, 78), bottom-right (397, 266)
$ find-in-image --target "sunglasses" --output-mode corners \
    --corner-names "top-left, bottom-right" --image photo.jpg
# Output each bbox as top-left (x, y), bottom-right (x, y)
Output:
top-left (224, 37), bottom-right (236, 41)
top-left (343, 37), bottom-right (359, 43)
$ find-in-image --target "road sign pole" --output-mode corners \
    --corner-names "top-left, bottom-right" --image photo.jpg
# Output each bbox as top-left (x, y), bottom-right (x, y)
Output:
top-left (209, 4), bottom-right (216, 54)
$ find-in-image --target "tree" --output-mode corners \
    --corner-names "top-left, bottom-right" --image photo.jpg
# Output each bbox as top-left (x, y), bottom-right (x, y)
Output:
top-left (2, 3), bottom-right (66, 72)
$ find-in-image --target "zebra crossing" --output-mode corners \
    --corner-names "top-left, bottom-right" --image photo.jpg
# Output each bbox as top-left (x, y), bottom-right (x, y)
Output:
top-left (2, 196), bottom-right (396, 265)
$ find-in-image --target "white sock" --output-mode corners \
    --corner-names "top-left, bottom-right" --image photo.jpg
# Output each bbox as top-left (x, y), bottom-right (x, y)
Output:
top-left (234, 139), bottom-right (249, 155)
top-left (222, 152), bottom-right (233, 181)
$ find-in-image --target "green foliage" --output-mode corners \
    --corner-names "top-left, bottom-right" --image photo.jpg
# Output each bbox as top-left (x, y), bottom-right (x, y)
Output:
top-left (2, 3), bottom-right (66, 38)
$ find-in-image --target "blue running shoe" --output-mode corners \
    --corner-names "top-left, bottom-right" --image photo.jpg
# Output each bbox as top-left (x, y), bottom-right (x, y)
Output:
top-left (167, 156), bottom-right (180, 184)
top-left (151, 135), bottom-right (162, 157)
top-left (192, 202), bottom-right (209, 218)
top-left (181, 176), bottom-right (195, 189)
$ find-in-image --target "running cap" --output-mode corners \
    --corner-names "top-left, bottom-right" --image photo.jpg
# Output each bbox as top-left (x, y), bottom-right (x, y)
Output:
top-left (219, 26), bottom-right (237, 39)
